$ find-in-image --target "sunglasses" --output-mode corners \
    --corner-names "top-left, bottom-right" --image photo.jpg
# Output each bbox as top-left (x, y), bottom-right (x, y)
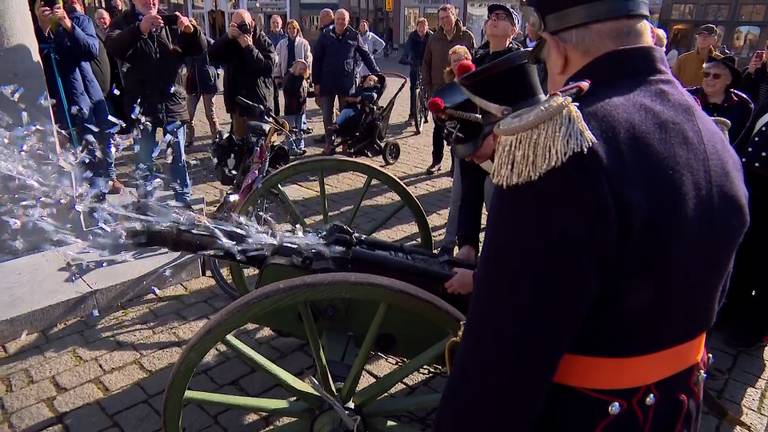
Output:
top-left (702, 71), bottom-right (724, 80)
top-left (490, 12), bottom-right (510, 21)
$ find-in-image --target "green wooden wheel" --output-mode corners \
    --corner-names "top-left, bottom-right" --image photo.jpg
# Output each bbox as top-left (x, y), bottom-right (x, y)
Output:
top-left (211, 157), bottom-right (434, 298)
top-left (162, 273), bottom-right (463, 431)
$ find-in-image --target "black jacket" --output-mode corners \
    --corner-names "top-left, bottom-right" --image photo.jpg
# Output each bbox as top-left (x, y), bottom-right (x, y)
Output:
top-left (436, 46), bottom-right (749, 431)
top-left (404, 30), bottom-right (431, 68)
top-left (688, 87), bottom-right (754, 148)
top-left (208, 31), bottom-right (275, 116)
top-left (456, 41), bottom-right (522, 251)
top-left (185, 36), bottom-right (218, 95)
top-left (283, 74), bottom-right (307, 116)
top-left (741, 62), bottom-right (768, 111)
top-left (106, 8), bottom-right (205, 125)
top-left (312, 26), bottom-right (379, 97)
top-left (90, 36), bottom-right (111, 97)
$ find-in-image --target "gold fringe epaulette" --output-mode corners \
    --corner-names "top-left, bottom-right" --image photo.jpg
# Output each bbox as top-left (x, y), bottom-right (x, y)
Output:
top-left (491, 94), bottom-right (597, 187)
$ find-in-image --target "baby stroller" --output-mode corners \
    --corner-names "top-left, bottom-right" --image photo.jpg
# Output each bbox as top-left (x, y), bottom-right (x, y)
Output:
top-left (329, 72), bottom-right (407, 165)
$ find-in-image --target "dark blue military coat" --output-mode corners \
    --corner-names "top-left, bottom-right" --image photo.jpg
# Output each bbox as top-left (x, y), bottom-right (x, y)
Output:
top-left (435, 46), bottom-right (749, 431)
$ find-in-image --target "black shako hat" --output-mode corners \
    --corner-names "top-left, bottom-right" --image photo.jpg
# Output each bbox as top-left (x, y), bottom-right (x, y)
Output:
top-left (524, 0), bottom-right (651, 34)
top-left (451, 49), bottom-right (546, 158)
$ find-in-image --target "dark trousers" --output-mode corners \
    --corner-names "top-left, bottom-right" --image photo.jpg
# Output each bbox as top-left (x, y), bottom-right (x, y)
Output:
top-left (272, 78), bottom-right (281, 116)
top-left (432, 121), bottom-right (445, 165)
top-left (409, 67), bottom-right (419, 117)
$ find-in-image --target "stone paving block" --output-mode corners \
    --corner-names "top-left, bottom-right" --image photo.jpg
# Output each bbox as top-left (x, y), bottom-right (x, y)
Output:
top-left (28, 353), bottom-right (78, 382)
top-left (269, 337), bottom-right (305, 354)
top-left (139, 347), bottom-right (183, 372)
top-left (734, 354), bottom-right (768, 380)
top-left (9, 371), bottom-right (29, 392)
top-left (181, 404), bottom-right (215, 432)
top-left (54, 360), bottom-right (103, 390)
top-left (200, 425), bottom-right (225, 432)
top-left (178, 302), bottom-right (215, 321)
top-left (189, 373), bottom-right (218, 392)
top-left (3, 333), bottom-right (46, 356)
top-left (112, 326), bottom-right (156, 346)
top-left (74, 338), bottom-right (118, 361)
top-left (179, 288), bottom-right (216, 306)
top-left (722, 400), bottom-right (768, 432)
top-left (52, 382), bottom-right (103, 413)
top-left (133, 331), bottom-right (180, 356)
top-left (39, 424), bottom-right (65, 432)
top-left (148, 313), bottom-right (187, 335)
top-left (277, 350), bottom-right (313, 375)
top-left (62, 404), bottom-right (113, 431)
top-left (197, 348), bottom-right (227, 372)
top-left (216, 409), bottom-right (267, 431)
top-left (97, 347), bottom-right (140, 372)
top-left (709, 348), bottom-right (737, 371)
top-left (8, 402), bottom-right (56, 431)
top-left (100, 385), bottom-right (148, 415)
top-left (208, 358), bottom-right (251, 386)
top-left (0, 424), bottom-right (8, 432)
top-left (1, 380), bottom-right (57, 413)
top-left (139, 367), bottom-right (173, 396)
top-left (148, 393), bottom-right (162, 412)
top-left (113, 403), bottom-right (161, 432)
top-left (206, 296), bottom-right (230, 310)
top-left (40, 333), bottom-right (85, 358)
top-left (100, 364), bottom-right (148, 392)
top-left (149, 299), bottom-right (186, 317)
top-left (238, 372), bottom-right (275, 397)
top-left (0, 380), bottom-right (5, 396)
top-left (171, 319), bottom-right (208, 341)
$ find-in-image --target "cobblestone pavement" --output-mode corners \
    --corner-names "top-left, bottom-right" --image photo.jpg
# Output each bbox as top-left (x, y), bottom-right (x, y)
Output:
top-left (0, 58), bottom-right (766, 431)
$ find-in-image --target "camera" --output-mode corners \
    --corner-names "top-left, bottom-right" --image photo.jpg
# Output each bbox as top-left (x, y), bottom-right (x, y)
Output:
top-left (161, 14), bottom-right (179, 27)
top-left (236, 21), bottom-right (253, 35)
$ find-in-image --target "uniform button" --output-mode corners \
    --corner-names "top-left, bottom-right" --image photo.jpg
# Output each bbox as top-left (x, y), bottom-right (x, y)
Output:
top-left (743, 158), bottom-right (748, 162)
top-left (645, 393), bottom-right (656, 406)
top-left (608, 401), bottom-right (621, 415)
top-left (756, 163), bottom-right (761, 167)
top-left (762, 153), bottom-right (767, 156)
top-left (697, 369), bottom-right (707, 384)
top-left (748, 147), bottom-right (753, 151)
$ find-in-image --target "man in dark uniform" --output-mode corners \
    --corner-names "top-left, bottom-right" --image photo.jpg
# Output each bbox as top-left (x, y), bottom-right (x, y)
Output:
top-left (434, 0), bottom-right (750, 430)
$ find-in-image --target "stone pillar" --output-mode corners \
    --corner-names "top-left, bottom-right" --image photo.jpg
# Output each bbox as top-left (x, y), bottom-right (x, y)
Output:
top-left (0, 0), bottom-right (56, 131)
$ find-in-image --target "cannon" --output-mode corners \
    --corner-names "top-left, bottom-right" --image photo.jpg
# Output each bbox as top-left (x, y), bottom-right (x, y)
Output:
top-left (130, 220), bottom-right (471, 431)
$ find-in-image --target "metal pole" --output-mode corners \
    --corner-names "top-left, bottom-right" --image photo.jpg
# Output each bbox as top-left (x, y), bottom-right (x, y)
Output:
top-left (0, 0), bottom-right (57, 136)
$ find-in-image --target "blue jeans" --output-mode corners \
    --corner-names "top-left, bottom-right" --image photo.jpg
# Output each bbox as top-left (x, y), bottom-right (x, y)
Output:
top-left (284, 113), bottom-right (305, 151)
top-left (135, 122), bottom-right (191, 204)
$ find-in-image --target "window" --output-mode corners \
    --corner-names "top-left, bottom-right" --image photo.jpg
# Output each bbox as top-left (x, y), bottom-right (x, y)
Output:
top-left (704, 4), bottom-right (730, 21)
top-left (671, 3), bottom-right (695, 20)
top-left (738, 4), bottom-right (767, 21)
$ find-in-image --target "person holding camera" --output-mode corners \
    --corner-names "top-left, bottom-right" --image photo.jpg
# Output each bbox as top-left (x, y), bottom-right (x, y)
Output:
top-left (106, 0), bottom-right (204, 207)
top-left (742, 45), bottom-right (768, 111)
top-left (34, 0), bottom-right (119, 197)
top-left (208, 9), bottom-right (276, 140)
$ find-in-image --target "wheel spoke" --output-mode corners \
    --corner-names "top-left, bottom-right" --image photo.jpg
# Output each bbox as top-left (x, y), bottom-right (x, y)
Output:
top-left (298, 303), bottom-right (336, 396)
top-left (275, 183), bottom-right (307, 228)
top-left (183, 390), bottom-right (312, 418)
top-left (348, 176), bottom-right (373, 227)
top-left (227, 263), bottom-right (249, 296)
top-left (222, 334), bottom-right (322, 406)
top-left (318, 170), bottom-right (329, 226)
top-left (361, 393), bottom-right (442, 417)
top-left (363, 202), bottom-right (406, 236)
top-left (340, 303), bottom-right (389, 403)
top-left (353, 337), bottom-right (449, 407)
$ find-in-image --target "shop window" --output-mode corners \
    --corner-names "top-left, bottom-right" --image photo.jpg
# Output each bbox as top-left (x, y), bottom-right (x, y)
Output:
top-left (738, 4), bottom-right (767, 21)
top-left (704, 4), bottom-right (730, 21)
top-left (731, 25), bottom-right (761, 57)
top-left (671, 4), bottom-right (695, 20)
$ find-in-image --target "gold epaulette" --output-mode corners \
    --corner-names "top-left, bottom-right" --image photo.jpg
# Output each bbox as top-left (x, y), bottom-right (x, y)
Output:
top-left (491, 94), bottom-right (597, 187)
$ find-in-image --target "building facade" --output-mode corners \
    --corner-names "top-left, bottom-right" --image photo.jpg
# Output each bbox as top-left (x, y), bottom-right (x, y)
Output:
top-left (658, 0), bottom-right (768, 65)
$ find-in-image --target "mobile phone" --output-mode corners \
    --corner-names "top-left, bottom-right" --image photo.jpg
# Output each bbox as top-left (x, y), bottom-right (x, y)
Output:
top-left (42, 0), bottom-right (60, 9)
top-left (161, 14), bottom-right (179, 27)
top-left (755, 50), bottom-right (766, 62)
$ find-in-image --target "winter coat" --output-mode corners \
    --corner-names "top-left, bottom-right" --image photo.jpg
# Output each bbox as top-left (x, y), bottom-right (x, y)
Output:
top-left (274, 36), bottom-right (312, 77)
top-left (90, 37), bottom-right (111, 96)
top-left (283, 73), bottom-right (307, 116)
top-left (208, 31), bottom-right (276, 115)
top-left (35, 10), bottom-right (105, 126)
top-left (421, 19), bottom-right (475, 95)
top-left (359, 31), bottom-right (385, 76)
top-left (266, 30), bottom-right (287, 51)
top-left (185, 36), bottom-right (218, 95)
top-left (404, 29), bottom-right (432, 68)
top-left (741, 62), bottom-right (768, 111)
top-left (106, 8), bottom-right (205, 125)
top-left (312, 26), bottom-right (380, 97)
top-left (672, 47), bottom-right (722, 88)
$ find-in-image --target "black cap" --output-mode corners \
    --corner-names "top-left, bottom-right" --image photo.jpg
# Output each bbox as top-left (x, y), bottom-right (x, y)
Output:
top-left (452, 49), bottom-right (546, 158)
top-left (488, 4), bottom-right (521, 27)
top-left (525, 0), bottom-right (650, 34)
top-left (706, 55), bottom-right (742, 89)
top-left (696, 24), bottom-right (718, 36)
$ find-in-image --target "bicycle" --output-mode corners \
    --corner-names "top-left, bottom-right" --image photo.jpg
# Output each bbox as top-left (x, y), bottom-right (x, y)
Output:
top-left (414, 75), bottom-right (430, 135)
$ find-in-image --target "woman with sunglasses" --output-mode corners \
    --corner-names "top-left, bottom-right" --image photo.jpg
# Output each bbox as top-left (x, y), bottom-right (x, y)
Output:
top-left (687, 56), bottom-right (753, 148)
